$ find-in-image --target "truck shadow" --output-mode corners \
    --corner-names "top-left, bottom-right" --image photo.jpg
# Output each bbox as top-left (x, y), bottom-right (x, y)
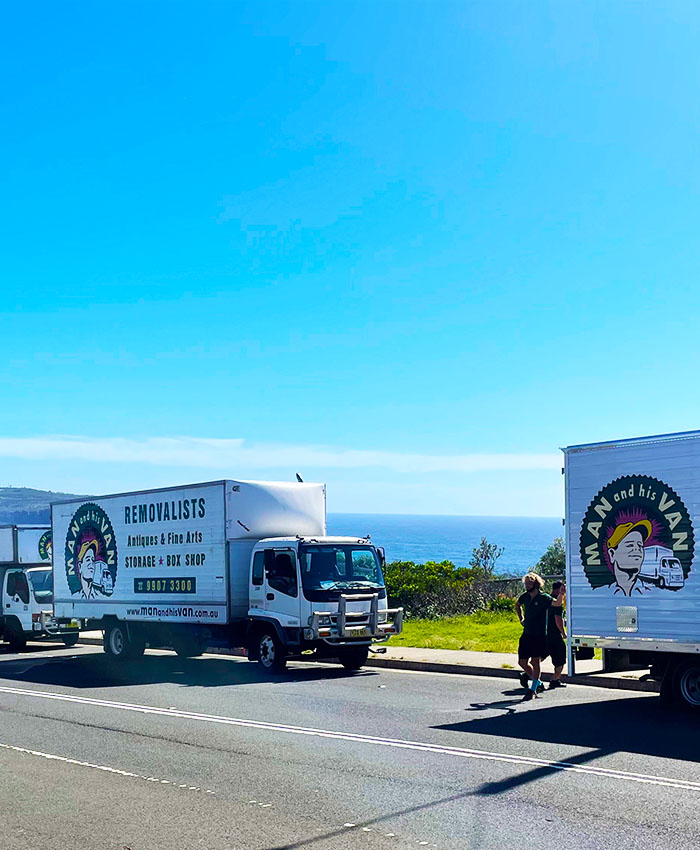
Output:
top-left (0, 647), bottom-right (377, 689)
top-left (433, 693), bottom-right (700, 765)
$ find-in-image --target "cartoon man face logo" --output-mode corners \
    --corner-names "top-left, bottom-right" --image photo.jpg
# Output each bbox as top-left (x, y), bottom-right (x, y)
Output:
top-left (606, 520), bottom-right (651, 596)
top-left (65, 503), bottom-right (118, 597)
top-left (580, 476), bottom-right (694, 594)
top-left (38, 530), bottom-right (53, 562)
top-left (78, 540), bottom-right (100, 598)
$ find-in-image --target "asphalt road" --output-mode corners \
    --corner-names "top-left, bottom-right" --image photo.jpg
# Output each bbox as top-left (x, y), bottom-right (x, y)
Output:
top-left (0, 643), bottom-right (698, 850)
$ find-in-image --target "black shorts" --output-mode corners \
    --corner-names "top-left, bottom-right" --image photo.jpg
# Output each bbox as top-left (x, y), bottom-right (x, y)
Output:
top-left (518, 633), bottom-right (547, 661)
top-left (547, 636), bottom-right (566, 667)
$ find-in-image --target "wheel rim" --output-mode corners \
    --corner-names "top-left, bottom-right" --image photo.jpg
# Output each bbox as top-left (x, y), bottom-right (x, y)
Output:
top-left (110, 628), bottom-right (124, 656)
top-left (259, 634), bottom-right (275, 668)
top-left (679, 667), bottom-right (700, 706)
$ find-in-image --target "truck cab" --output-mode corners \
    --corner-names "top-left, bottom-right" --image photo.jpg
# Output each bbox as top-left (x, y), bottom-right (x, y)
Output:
top-left (246, 536), bottom-right (403, 671)
top-left (0, 524), bottom-right (80, 651)
top-left (1, 565), bottom-right (79, 650)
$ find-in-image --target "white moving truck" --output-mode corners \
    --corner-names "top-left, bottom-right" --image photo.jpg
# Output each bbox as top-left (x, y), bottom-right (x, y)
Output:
top-left (51, 480), bottom-right (402, 671)
top-left (0, 524), bottom-right (80, 649)
top-left (563, 430), bottom-right (700, 710)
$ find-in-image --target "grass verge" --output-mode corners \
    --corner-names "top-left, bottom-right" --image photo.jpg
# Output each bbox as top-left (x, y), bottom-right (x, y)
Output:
top-left (387, 611), bottom-right (522, 653)
top-left (387, 612), bottom-right (601, 659)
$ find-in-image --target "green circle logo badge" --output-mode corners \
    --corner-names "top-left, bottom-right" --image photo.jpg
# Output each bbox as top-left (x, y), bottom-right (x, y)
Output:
top-left (65, 503), bottom-right (117, 598)
top-left (38, 530), bottom-right (52, 562)
top-left (580, 475), bottom-right (694, 596)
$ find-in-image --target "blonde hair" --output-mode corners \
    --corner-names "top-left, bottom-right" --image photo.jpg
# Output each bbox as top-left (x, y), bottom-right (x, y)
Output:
top-left (522, 572), bottom-right (544, 589)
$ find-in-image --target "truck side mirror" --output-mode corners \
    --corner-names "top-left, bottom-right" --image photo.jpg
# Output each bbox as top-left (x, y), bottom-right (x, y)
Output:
top-left (377, 547), bottom-right (386, 568)
top-left (264, 549), bottom-right (275, 575)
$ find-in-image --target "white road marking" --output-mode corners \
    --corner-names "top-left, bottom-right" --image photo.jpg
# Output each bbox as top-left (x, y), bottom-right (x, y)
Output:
top-left (0, 741), bottom-right (216, 794)
top-left (0, 684), bottom-right (697, 793)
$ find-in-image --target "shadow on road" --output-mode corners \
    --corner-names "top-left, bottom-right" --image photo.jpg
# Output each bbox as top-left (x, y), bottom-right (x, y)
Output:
top-left (434, 693), bottom-right (700, 764)
top-left (0, 642), bottom-right (77, 657)
top-left (0, 647), bottom-right (377, 690)
top-left (264, 746), bottom-right (610, 849)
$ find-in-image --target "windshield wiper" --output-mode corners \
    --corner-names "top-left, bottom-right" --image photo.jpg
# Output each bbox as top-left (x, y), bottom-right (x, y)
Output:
top-left (335, 581), bottom-right (381, 590)
top-left (311, 580), bottom-right (382, 591)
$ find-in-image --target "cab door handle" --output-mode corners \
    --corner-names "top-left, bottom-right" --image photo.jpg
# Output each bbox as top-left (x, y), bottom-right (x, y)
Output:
top-left (266, 593), bottom-right (275, 600)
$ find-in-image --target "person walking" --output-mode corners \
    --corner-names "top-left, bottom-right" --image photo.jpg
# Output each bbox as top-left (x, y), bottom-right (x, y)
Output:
top-left (515, 572), bottom-right (561, 701)
top-left (546, 580), bottom-right (567, 689)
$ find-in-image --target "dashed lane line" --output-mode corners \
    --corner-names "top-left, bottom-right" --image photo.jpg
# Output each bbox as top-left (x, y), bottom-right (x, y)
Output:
top-left (0, 741), bottom-right (216, 794)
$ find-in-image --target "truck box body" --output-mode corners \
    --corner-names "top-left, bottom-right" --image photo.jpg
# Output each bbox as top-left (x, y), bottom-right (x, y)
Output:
top-left (0, 527), bottom-right (13, 563)
top-left (52, 480), bottom-right (326, 625)
top-left (0, 525), bottom-right (53, 566)
top-left (564, 431), bottom-right (700, 651)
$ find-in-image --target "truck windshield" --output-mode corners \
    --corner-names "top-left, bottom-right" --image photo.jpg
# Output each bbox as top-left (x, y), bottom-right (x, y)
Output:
top-left (28, 570), bottom-right (53, 603)
top-left (299, 545), bottom-right (385, 594)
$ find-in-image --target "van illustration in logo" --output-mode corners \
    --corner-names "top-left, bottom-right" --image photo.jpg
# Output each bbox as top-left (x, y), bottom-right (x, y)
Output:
top-left (38, 530), bottom-right (52, 562)
top-left (65, 503), bottom-right (117, 599)
top-left (580, 475), bottom-right (693, 596)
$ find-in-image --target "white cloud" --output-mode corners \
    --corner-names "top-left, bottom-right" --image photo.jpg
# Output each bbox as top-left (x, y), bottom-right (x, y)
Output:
top-left (0, 435), bottom-right (560, 475)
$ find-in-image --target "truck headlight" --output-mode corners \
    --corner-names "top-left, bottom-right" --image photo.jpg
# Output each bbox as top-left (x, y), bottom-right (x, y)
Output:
top-left (308, 614), bottom-right (332, 626)
top-left (378, 611), bottom-right (388, 624)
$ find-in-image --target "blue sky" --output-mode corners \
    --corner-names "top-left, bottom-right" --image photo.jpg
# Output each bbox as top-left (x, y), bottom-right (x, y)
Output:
top-left (2, 1), bottom-right (700, 515)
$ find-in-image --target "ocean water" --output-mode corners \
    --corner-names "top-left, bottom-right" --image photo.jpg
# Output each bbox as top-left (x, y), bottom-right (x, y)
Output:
top-left (327, 514), bottom-right (563, 575)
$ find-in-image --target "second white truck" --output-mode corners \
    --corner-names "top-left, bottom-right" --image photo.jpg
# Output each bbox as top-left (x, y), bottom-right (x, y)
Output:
top-left (51, 480), bottom-right (402, 671)
top-left (0, 524), bottom-right (80, 649)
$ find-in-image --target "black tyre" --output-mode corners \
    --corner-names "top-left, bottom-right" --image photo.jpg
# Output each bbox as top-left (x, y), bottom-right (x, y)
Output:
top-left (4, 621), bottom-right (27, 652)
top-left (104, 623), bottom-right (145, 660)
top-left (61, 633), bottom-right (79, 648)
top-left (659, 665), bottom-right (675, 707)
top-left (339, 647), bottom-right (369, 671)
top-left (257, 629), bottom-right (287, 672)
top-left (673, 661), bottom-right (700, 711)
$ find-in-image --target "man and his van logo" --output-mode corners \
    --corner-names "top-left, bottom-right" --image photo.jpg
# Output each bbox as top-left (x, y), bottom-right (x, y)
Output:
top-left (65, 503), bottom-right (117, 599)
top-left (38, 530), bottom-right (52, 562)
top-left (580, 475), bottom-right (694, 596)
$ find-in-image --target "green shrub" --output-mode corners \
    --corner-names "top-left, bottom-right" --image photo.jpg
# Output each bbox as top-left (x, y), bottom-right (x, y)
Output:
top-left (488, 594), bottom-right (517, 613)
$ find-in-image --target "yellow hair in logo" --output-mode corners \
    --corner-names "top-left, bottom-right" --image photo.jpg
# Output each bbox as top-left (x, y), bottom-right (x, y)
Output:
top-left (78, 539), bottom-right (98, 562)
top-left (607, 520), bottom-right (652, 550)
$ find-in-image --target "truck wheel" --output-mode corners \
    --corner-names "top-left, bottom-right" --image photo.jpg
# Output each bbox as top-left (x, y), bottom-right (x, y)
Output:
top-left (61, 633), bottom-right (79, 648)
top-left (659, 577), bottom-right (666, 589)
top-left (340, 647), bottom-right (369, 671)
top-left (257, 630), bottom-right (287, 672)
top-left (104, 624), bottom-right (145, 660)
top-left (673, 661), bottom-right (700, 711)
top-left (4, 622), bottom-right (27, 652)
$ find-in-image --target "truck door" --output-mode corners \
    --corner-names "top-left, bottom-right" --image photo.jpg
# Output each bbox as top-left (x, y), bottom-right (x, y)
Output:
top-left (4, 570), bottom-right (31, 631)
top-left (262, 548), bottom-right (301, 625)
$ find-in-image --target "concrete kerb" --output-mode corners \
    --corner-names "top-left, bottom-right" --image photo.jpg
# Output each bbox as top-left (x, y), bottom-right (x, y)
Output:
top-left (363, 656), bottom-right (660, 692)
top-left (75, 633), bottom-right (660, 693)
